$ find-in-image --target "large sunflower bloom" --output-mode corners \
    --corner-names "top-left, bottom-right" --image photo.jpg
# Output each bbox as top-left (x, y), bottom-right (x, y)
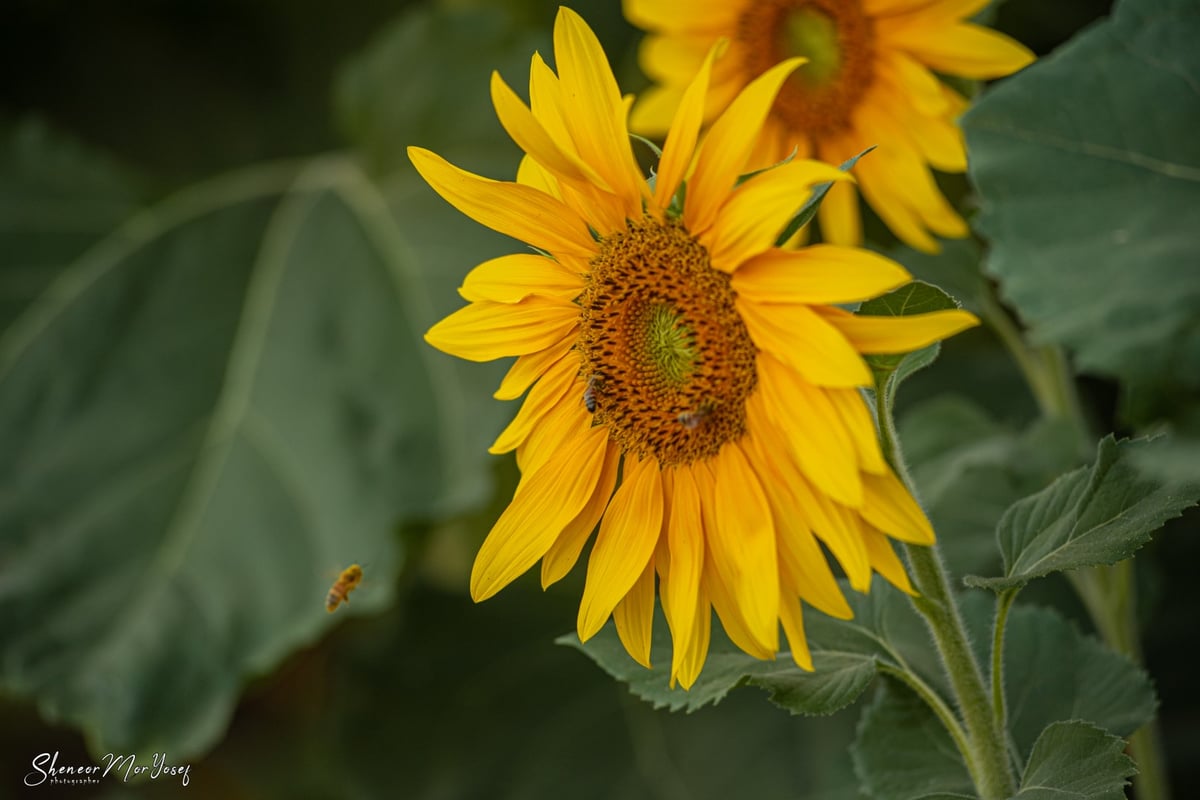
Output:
top-left (410, 8), bottom-right (977, 688)
top-left (625, 0), bottom-right (1035, 253)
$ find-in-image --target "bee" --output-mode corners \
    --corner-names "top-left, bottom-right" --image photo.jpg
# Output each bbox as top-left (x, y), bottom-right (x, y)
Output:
top-left (584, 375), bottom-right (602, 413)
top-left (678, 406), bottom-right (713, 430)
top-left (325, 564), bottom-right (363, 613)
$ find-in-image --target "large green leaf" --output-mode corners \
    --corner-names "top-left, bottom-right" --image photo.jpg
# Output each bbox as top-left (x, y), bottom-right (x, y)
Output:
top-left (964, 0), bottom-right (1200, 420)
top-left (1014, 721), bottom-right (1136, 799)
top-left (851, 682), bottom-right (973, 800)
top-left (562, 578), bottom-right (941, 718)
top-left (851, 594), bottom-right (1154, 800)
top-left (898, 395), bottom-right (1080, 577)
top-left (965, 436), bottom-right (1200, 591)
top-left (1000, 602), bottom-right (1156, 760)
top-left (0, 118), bottom-right (145, 328)
top-left (0, 156), bottom-right (489, 757)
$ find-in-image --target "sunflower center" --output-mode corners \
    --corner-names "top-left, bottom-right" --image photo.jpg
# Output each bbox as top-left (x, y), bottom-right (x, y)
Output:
top-left (780, 8), bottom-right (841, 87)
top-left (737, 0), bottom-right (875, 138)
top-left (578, 217), bottom-right (758, 467)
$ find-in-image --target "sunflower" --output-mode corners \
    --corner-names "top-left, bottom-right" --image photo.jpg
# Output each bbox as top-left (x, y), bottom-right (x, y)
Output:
top-left (625, 0), bottom-right (1035, 253)
top-left (410, 7), bottom-right (977, 688)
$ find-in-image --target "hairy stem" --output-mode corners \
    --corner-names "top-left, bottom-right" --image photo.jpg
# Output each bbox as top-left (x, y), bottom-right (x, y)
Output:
top-left (990, 588), bottom-right (1018, 738)
top-left (875, 387), bottom-right (1016, 800)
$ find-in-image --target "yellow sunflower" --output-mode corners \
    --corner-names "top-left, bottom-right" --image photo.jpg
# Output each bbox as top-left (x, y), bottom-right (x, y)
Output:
top-left (410, 7), bottom-right (977, 688)
top-left (625, 0), bottom-right (1035, 253)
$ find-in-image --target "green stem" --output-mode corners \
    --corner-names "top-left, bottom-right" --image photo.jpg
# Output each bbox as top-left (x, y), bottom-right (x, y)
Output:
top-left (984, 286), bottom-right (1170, 800)
top-left (878, 664), bottom-right (973, 768)
top-left (990, 588), bottom-right (1018, 738)
top-left (875, 387), bottom-right (1016, 800)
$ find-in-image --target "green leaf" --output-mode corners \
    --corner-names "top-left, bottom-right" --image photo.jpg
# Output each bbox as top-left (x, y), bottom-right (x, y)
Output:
top-left (851, 682), bottom-right (974, 800)
top-left (0, 156), bottom-right (490, 757)
top-left (335, 4), bottom-right (546, 174)
top-left (1014, 721), bottom-right (1136, 799)
top-left (775, 147), bottom-right (874, 245)
top-left (899, 396), bottom-right (1081, 577)
top-left (883, 239), bottom-right (987, 315)
top-left (562, 578), bottom-right (939, 718)
top-left (0, 118), bottom-right (145, 328)
top-left (963, 0), bottom-right (1200, 421)
top-left (859, 281), bottom-right (961, 408)
top-left (965, 436), bottom-right (1200, 591)
top-left (999, 602), bottom-right (1156, 759)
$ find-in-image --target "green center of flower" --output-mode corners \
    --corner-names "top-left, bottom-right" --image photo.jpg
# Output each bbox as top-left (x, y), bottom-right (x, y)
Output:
top-left (780, 8), bottom-right (841, 88)
top-left (737, 0), bottom-right (875, 137)
top-left (641, 304), bottom-right (698, 387)
top-left (577, 218), bottom-right (757, 467)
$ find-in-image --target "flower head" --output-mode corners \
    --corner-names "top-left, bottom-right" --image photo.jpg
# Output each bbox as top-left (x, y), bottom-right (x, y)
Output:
top-left (625, 0), bottom-right (1035, 253)
top-left (410, 7), bottom-right (977, 687)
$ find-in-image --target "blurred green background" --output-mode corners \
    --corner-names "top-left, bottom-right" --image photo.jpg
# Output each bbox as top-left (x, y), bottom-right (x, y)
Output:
top-left (3, 0), bottom-right (1197, 797)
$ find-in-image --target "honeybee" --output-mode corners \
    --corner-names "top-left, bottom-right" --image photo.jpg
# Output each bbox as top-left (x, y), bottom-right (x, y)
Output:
top-left (325, 564), bottom-right (363, 613)
top-left (678, 406), bottom-right (713, 430)
top-left (584, 375), bottom-right (602, 413)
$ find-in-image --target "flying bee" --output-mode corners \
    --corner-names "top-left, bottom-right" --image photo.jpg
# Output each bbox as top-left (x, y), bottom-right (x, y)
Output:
top-left (325, 564), bottom-right (363, 613)
top-left (583, 375), bottom-right (602, 413)
top-left (678, 405), bottom-right (713, 430)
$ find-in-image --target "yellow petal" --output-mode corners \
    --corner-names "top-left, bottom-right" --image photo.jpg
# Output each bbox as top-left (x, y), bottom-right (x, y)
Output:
top-left (513, 382), bottom-right (595, 474)
top-left (862, 524), bottom-right (916, 595)
top-left (862, 468), bottom-right (935, 545)
top-left (516, 153), bottom-right (562, 197)
top-left (553, 8), bottom-right (646, 217)
top-left (817, 177), bottom-right (863, 247)
top-left (818, 306), bottom-right (980, 353)
top-left (750, 393), bottom-right (873, 591)
top-left (702, 551), bottom-right (776, 660)
top-left (851, 110), bottom-right (968, 240)
top-left (706, 160), bottom-right (851, 271)
top-left (754, 354), bottom-right (864, 507)
top-left (733, 245), bottom-right (911, 305)
top-left (671, 586), bottom-right (712, 689)
top-left (629, 85), bottom-right (686, 136)
top-left (873, 50), bottom-right (950, 117)
top-left (490, 71), bottom-right (609, 189)
top-left (705, 443), bottom-right (780, 654)
top-left (663, 465), bottom-right (705, 664)
top-left (737, 299), bottom-right (872, 387)
top-left (856, 170), bottom-right (939, 253)
top-left (654, 41), bottom-right (724, 212)
top-left (460, 253), bottom-right (583, 303)
top-left (827, 387), bottom-right (888, 474)
top-left (408, 147), bottom-right (596, 258)
top-left (494, 335), bottom-right (576, 401)
top-left (890, 22), bottom-right (1035, 79)
top-left (638, 33), bottom-right (710, 83)
top-left (541, 442), bottom-right (621, 587)
top-left (741, 427), bottom-right (853, 619)
top-left (685, 58), bottom-right (806, 236)
top-left (624, 0), bottom-right (740, 33)
top-left (778, 593), bottom-right (814, 671)
top-left (470, 424), bottom-right (610, 601)
top-left (426, 298), bottom-right (578, 362)
top-left (578, 455), bottom-right (665, 640)
top-left (490, 353), bottom-right (578, 454)
top-left (614, 557), bottom-right (656, 668)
